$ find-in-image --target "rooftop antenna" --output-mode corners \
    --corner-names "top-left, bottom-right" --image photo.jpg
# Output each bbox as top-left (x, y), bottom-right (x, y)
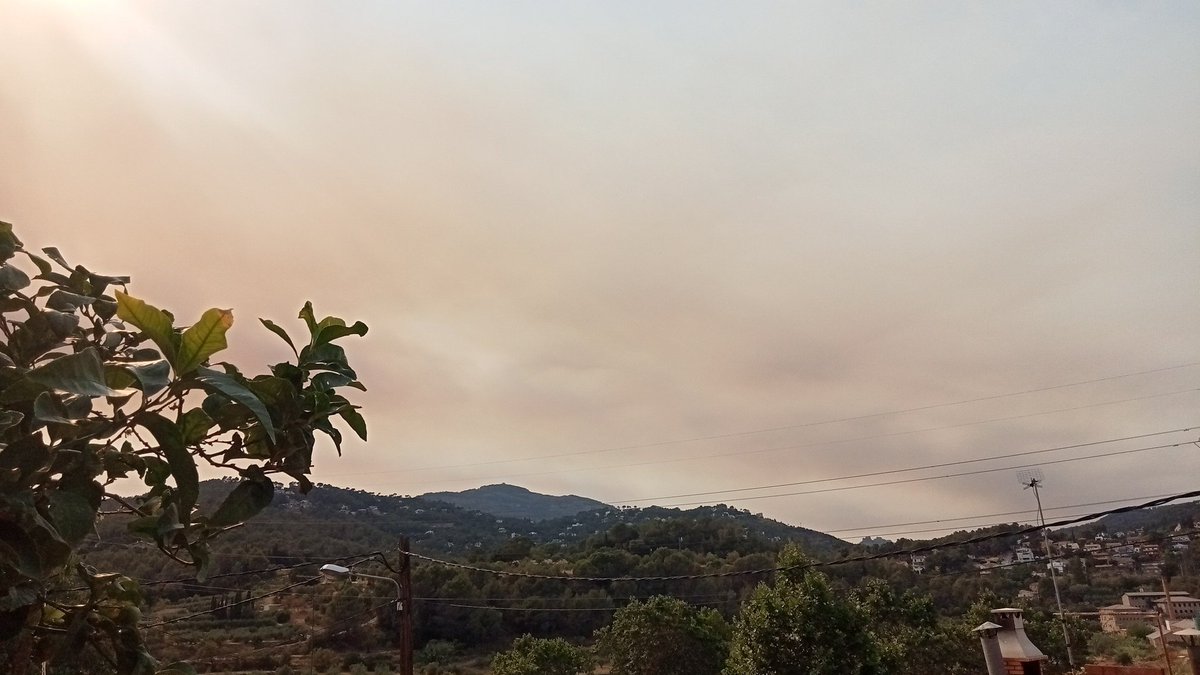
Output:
top-left (1017, 468), bottom-right (1074, 669)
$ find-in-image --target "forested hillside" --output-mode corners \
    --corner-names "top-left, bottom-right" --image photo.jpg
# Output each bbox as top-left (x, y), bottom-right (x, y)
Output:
top-left (421, 483), bottom-right (609, 521)
top-left (76, 481), bottom-right (1200, 673)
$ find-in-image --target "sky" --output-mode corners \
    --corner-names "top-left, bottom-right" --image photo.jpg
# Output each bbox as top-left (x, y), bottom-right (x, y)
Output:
top-left (2, 1), bottom-right (1198, 542)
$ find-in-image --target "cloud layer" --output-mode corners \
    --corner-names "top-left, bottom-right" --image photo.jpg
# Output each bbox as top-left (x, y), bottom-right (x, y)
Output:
top-left (2, 1), bottom-right (1198, 540)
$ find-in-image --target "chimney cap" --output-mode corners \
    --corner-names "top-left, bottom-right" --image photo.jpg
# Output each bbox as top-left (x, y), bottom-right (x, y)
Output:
top-left (974, 621), bottom-right (1002, 633)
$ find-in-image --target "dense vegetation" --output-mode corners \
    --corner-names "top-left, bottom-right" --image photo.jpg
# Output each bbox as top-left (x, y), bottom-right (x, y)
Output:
top-left (73, 478), bottom-right (1200, 673)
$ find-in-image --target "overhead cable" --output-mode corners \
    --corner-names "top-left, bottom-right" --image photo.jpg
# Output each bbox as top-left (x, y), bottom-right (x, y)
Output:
top-left (401, 488), bottom-right (1200, 583)
top-left (654, 439), bottom-right (1195, 508)
top-left (324, 363), bottom-right (1200, 477)
top-left (614, 426), bottom-right (1195, 504)
top-left (389, 389), bottom-right (1200, 486)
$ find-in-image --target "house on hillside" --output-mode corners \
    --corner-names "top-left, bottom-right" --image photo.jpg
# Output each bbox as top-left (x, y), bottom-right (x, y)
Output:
top-left (1099, 604), bottom-right (1153, 633)
top-left (1155, 596), bottom-right (1200, 620)
top-left (1123, 591), bottom-right (1192, 611)
top-left (1097, 591), bottom-right (1196, 633)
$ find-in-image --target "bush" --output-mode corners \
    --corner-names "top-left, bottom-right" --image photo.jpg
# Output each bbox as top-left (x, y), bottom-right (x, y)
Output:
top-left (311, 648), bottom-right (339, 671)
top-left (492, 634), bottom-right (592, 675)
top-left (1126, 622), bottom-right (1153, 639)
top-left (595, 596), bottom-right (728, 675)
top-left (417, 640), bottom-right (461, 665)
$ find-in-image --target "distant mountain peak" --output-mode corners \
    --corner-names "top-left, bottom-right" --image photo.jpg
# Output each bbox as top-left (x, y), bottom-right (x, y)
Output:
top-left (421, 484), bottom-right (610, 522)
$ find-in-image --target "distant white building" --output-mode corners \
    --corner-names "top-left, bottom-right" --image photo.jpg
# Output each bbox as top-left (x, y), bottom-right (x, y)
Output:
top-left (1015, 547), bottom-right (1036, 563)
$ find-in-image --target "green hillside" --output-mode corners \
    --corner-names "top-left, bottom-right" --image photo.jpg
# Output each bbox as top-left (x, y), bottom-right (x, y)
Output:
top-left (422, 483), bottom-right (610, 521)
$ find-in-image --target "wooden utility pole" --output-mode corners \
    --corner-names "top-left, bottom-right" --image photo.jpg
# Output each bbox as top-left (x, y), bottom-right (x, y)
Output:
top-left (1155, 611), bottom-right (1176, 675)
top-left (399, 537), bottom-right (414, 675)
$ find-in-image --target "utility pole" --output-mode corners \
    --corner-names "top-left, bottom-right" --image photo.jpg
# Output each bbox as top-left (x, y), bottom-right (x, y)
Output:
top-left (399, 537), bottom-right (414, 675)
top-left (1017, 469), bottom-right (1074, 670)
top-left (1154, 610), bottom-right (1176, 675)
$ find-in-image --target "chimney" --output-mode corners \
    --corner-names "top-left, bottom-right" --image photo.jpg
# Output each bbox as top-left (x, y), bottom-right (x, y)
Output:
top-left (990, 608), bottom-right (1048, 675)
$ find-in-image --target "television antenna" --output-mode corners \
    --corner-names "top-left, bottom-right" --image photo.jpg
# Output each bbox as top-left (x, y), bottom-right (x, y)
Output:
top-left (1016, 468), bottom-right (1073, 668)
top-left (1016, 468), bottom-right (1044, 489)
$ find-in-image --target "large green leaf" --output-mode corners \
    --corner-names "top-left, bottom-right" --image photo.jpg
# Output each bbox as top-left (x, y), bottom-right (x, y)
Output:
top-left (122, 360), bottom-right (171, 396)
top-left (43, 310), bottom-right (80, 338)
top-left (27, 348), bottom-right (121, 397)
top-left (0, 263), bottom-right (30, 291)
top-left (115, 291), bottom-right (177, 363)
top-left (176, 308), bottom-right (233, 374)
top-left (140, 456), bottom-right (171, 487)
top-left (178, 408), bottom-right (215, 445)
top-left (194, 368), bottom-right (276, 442)
top-left (138, 413), bottom-right (197, 523)
top-left (259, 318), bottom-right (298, 356)
top-left (0, 491), bottom-right (71, 580)
top-left (103, 365), bottom-right (138, 392)
top-left (32, 392), bottom-right (72, 424)
top-left (339, 406), bottom-right (367, 441)
top-left (40, 246), bottom-right (69, 270)
top-left (0, 410), bottom-right (24, 434)
top-left (208, 475), bottom-right (274, 527)
top-left (0, 222), bottom-right (21, 262)
top-left (21, 250), bottom-right (51, 276)
top-left (48, 484), bottom-right (99, 546)
top-left (312, 316), bottom-right (369, 346)
top-left (46, 289), bottom-right (95, 311)
top-left (298, 301), bottom-right (318, 336)
top-left (0, 533), bottom-right (46, 581)
top-left (0, 583), bottom-right (39, 613)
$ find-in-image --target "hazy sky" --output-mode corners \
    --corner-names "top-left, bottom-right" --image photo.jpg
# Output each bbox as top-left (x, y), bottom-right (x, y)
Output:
top-left (3, 1), bottom-right (1198, 542)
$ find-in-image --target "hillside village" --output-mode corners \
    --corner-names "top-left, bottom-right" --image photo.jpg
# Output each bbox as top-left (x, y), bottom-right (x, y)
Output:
top-left (65, 480), bottom-right (1200, 673)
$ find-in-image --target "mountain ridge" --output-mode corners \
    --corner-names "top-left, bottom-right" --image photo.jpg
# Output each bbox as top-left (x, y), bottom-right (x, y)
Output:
top-left (421, 483), bottom-right (610, 522)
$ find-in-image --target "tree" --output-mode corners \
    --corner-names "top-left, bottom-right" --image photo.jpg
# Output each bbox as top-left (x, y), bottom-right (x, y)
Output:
top-left (950, 590), bottom-right (1093, 671)
top-left (491, 634), bottom-right (591, 675)
top-left (851, 578), bottom-right (949, 675)
top-left (724, 545), bottom-right (882, 675)
top-left (0, 224), bottom-right (368, 673)
top-left (594, 596), bottom-right (729, 675)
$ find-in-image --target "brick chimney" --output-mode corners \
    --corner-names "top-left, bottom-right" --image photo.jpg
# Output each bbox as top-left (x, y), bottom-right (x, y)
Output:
top-left (990, 608), bottom-right (1048, 675)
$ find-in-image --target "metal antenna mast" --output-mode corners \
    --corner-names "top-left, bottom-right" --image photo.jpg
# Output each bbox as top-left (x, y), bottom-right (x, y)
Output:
top-left (1017, 468), bottom-right (1074, 669)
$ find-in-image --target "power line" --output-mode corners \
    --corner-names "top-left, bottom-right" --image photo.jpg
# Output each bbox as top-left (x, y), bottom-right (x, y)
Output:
top-left (380, 389), bottom-right (1200, 487)
top-left (324, 363), bottom-right (1200, 478)
top-left (614, 426), bottom-right (1195, 504)
top-left (655, 439), bottom-right (1195, 508)
top-left (142, 575), bottom-right (322, 629)
top-left (918, 526), bottom-right (1200, 580)
top-left (825, 492), bottom-right (1183, 534)
top-left (402, 488), bottom-right (1200, 583)
top-left (58, 550), bottom-right (390, 595)
top-left (143, 560), bottom-right (389, 630)
top-left (420, 601), bottom-right (623, 613)
top-left (181, 600), bottom-right (396, 661)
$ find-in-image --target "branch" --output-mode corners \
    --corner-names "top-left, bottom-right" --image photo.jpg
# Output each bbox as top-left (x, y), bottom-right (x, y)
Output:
top-left (103, 493), bottom-right (150, 518)
top-left (156, 543), bottom-right (194, 567)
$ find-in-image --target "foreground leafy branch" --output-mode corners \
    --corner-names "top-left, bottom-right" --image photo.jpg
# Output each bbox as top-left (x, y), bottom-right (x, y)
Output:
top-left (0, 223), bottom-right (367, 673)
